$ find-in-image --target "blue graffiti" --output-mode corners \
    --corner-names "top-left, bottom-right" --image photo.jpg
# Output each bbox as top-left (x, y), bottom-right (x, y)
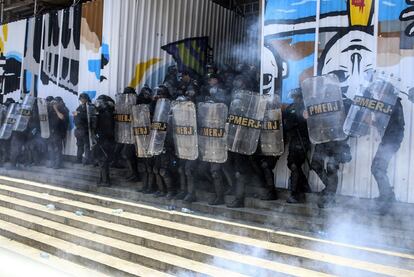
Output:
top-left (83, 90), bottom-right (96, 100)
top-left (88, 59), bottom-right (101, 80)
top-left (25, 71), bottom-right (32, 93)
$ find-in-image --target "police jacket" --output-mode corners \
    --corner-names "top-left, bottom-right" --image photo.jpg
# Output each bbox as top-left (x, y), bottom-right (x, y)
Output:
top-left (283, 101), bottom-right (310, 147)
top-left (49, 104), bottom-right (69, 139)
top-left (381, 97), bottom-right (405, 146)
top-left (74, 104), bottom-right (88, 130)
top-left (96, 107), bottom-right (115, 141)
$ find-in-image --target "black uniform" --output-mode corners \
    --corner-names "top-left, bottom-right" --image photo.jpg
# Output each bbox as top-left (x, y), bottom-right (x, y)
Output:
top-left (0, 103), bottom-right (9, 166)
top-left (93, 95), bottom-right (115, 186)
top-left (312, 96), bottom-right (353, 208)
top-left (200, 78), bottom-right (232, 206)
top-left (48, 97), bottom-right (69, 169)
top-left (119, 87), bottom-right (140, 182)
top-left (284, 90), bottom-right (311, 203)
top-left (174, 73), bottom-right (200, 203)
top-left (371, 97), bottom-right (404, 211)
top-left (250, 151), bottom-right (279, 201)
top-left (74, 94), bottom-right (91, 164)
top-left (135, 87), bottom-right (156, 194)
top-left (150, 86), bottom-right (176, 199)
top-left (9, 98), bottom-right (37, 168)
top-left (25, 100), bottom-right (43, 166)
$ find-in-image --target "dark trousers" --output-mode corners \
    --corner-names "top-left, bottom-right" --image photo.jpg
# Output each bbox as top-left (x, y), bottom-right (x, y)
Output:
top-left (371, 142), bottom-right (400, 197)
top-left (9, 132), bottom-right (26, 166)
top-left (76, 135), bottom-right (91, 163)
top-left (93, 139), bottom-right (114, 183)
top-left (287, 143), bottom-right (309, 196)
top-left (48, 135), bottom-right (64, 168)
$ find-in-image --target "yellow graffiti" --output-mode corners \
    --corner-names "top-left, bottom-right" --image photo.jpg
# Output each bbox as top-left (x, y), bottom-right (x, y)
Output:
top-left (348, 0), bottom-right (373, 27)
top-left (129, 58), bottom-right (161, 88)
top-left (0, 24), bottom-right (8, 54)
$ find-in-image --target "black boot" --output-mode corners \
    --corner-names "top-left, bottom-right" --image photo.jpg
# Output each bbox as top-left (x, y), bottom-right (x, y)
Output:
top-left (138, 173), bottom-right (149, 192)
top-left (260, 168), bottom-right (277, 201)
top-left (227, 176), bottom-right (245, 208)
top-left (100, 165), bottom-right (111, 187)
top-left (183, 176), bottom-right (196, 203)
top-left (209, 174), bottom-right (225, 205)
top-left (175, 170), bottom-right (188, 200)
top-left (164, 174), bottom-right (176, 200)
top-left (144, 173), bottom-right (157, 194)
top-left (126, 159), bottom-right (139, 182)
top-left (153, 175), bottom-right (166, 198)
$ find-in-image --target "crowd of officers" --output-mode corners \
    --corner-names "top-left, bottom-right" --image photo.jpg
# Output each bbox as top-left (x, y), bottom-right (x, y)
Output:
top-left (0, 63), bottom-right (404, 212)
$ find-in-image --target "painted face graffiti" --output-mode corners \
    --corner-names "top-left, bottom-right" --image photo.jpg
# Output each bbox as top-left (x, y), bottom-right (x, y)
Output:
top-left (320, 30), bottom-right (375, 98)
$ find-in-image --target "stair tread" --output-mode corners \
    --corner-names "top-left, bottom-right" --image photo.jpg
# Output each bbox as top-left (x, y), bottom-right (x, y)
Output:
top-left (0, 235), bottom-right (109, 277)
top-left (0, 207), bottom-right (248, 277)
top-left (0, 219), bottom-right (173, 277)
top-left (0, 185), bottom-right (413, 276)
top-left (0, 195), bottom-right (339, 275)
top-left (0, 176), bottom-right (412, 254)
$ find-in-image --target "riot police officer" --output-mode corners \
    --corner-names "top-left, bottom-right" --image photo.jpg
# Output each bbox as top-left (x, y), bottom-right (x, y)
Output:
top-left (200, 73), bottom-right (232, 205)
top-left (372, 97), bottom-right (404, 213)
top-left (117, 87), bottom-right (140, 182)
top-left (136, 85), bottom-right (157, 194)
top-left (173, 71), bottom-right (200, 202)
top-left (0, 98), bottom-right (13, 166)
top-left (93, 95), bottom-right (115, 186)
top-left (48, 96), bottom-right (69, 169)
top-left (25, 98), bottom-right (42, 166)
top-left (312, 96), bottom-right (353, 208)
top-left (284, 88), bottom-right (311, 203)
top-left (151, 85), bottom-right (176, 199)
top-left (74, 93), bottom-right (92, 165)
top-left (8, 94), bottom-right (36, 168)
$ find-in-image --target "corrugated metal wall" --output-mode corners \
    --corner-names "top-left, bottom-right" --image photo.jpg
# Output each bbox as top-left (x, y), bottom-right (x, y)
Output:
top-left (101, 0), bottom-right (253, 95)
top-left (263, 0), bottom-right (414, 203)
top-left (0, 0), bottom-right (252, 156)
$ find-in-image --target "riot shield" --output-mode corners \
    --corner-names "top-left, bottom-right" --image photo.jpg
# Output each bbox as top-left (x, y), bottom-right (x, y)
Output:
top-left (343, 77), bottom-right (398, 138)
top-left (197, 102), bottom-right (228, 163)
top-left (0, 103), bottom-right (18, 140)
top-left (171, 101), bottom-right (198, 160)
top-left (148, 98), bottom-right (171, 155)
top-left (37, 98), bottom-right (50, 139)
top-left (302, 74), bottom-right (347, 144)
top-left (0, 104), bottom-right (7, 126)
top-left (260, 95), bottom-right (284, 156)
top-left (132, 104), bottom-right (152, 158)
top-left (86, 104), bottom-right (97, 150)
top-left (227, 90), bottom-right (267, 155)
top-left (13, 94), bottom-right (35, 132)
top-left (114, 93), bottom-right (136, 144)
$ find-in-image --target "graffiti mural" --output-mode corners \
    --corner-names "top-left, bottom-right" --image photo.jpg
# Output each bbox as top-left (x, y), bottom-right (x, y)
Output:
top-left (0, 20), bottom-right (26, 101)
top-left (263, 0), bottom-right (414, 203)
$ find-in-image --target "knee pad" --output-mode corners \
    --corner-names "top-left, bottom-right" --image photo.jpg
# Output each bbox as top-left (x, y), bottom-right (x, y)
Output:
top-left (260, 161), bottom-right (268, 169)
top-left (211, 170), bottom-right (221, 180)
top-left (137, 163), bottom-right (146, 173)
top-left (326, 162), bottom-right (339, 175)
top-left (288, 163), bottom-right (298, 172)
top-left (177, 165), bottom-right (184, 175)
top-left (235, 172), bottom-right (241, 179)
top-left (159, 168), bottom-right (169, 177)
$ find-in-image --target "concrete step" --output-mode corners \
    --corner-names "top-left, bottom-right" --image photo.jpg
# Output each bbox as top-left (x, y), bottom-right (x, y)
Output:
top-left (0, 219), bottom-right (173, 277)
top-left (0, 235), bottom-right (109, 277)
top-left (0, 168), bottom-right (413, 252)
top-left (0, 193), bottom-right (372, 276)
top-left (0, 177), bottom-right (413, 276)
